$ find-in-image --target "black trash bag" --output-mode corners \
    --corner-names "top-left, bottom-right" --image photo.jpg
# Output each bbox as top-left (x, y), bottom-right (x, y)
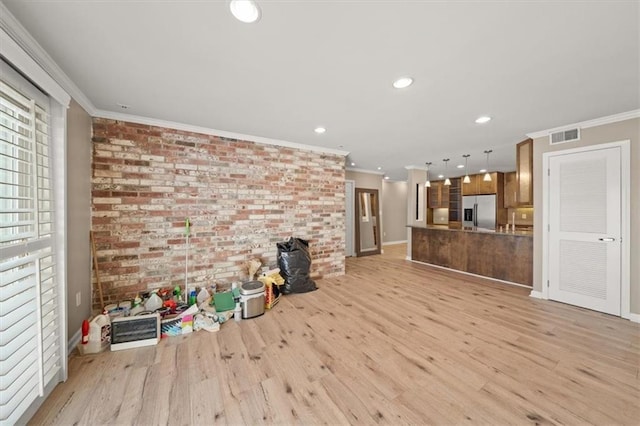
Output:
top-left (277, 237), bottom-right (317, 294)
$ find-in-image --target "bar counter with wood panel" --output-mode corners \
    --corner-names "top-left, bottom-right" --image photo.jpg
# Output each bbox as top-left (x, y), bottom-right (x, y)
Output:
top-left (411, 225), bottom-right (533, 286)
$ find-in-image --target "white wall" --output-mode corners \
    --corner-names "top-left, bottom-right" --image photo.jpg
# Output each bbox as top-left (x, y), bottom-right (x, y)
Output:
top-left (66, 99), bottom-right (92, 337)
top-left (533, 115), bottom-right (639, 314)
top-left (382, 180), bottom-right (408, 243)
top-left (346, 170), bottom-right (384, 252)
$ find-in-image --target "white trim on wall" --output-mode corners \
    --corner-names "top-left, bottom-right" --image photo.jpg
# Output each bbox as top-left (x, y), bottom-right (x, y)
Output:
top-left (95, 109), bottom-right (350, 157)
top-left (529, 290), bottom-right (544, 299)
top-left (0, 3), bottom-right (349, 159)
top-left (527, 109), bottom-right (640, 140)
top-left (0, 2), bottom-right (90, 111)
top-left (541, 140), bottom-right (631, 319)
top-left (382, 240), bottom-right (408, 245)
top-left (0, 27), bottom-right (70, 108)
top-left (346, 167), bottom-right (385, 175)
top-left (411, 259), bottom-right (534, 289)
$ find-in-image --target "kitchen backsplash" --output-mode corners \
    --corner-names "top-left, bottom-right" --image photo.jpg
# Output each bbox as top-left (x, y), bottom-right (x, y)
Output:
top-left (433, 208), bottom-right (449, 225)
top-left (506, 207), bottom-right (534, 226)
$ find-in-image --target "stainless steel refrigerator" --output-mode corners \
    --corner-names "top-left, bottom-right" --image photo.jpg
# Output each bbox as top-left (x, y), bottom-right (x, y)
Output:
top-left (462, 194), bottom-right (496, 230)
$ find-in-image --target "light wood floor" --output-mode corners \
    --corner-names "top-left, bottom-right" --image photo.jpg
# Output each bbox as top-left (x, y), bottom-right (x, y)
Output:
top-left (31, 244), bottom-right (640, 425)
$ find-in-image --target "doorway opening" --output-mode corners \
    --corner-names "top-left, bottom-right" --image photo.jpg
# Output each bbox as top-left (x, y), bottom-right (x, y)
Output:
top-left (355, 188), bottom-right (382, 257)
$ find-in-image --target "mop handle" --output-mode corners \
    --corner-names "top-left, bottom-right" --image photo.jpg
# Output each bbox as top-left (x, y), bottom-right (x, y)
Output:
top-left (185, 218), bottom-right (190, 303)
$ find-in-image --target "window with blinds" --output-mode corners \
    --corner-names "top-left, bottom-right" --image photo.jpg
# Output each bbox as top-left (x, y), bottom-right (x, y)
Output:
top-left (0, 68), bottom-right (61, 424)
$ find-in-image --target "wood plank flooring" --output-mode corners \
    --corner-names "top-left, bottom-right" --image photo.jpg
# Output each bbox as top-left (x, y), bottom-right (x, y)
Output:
top-left (30, 244), bottom-right (640, 425)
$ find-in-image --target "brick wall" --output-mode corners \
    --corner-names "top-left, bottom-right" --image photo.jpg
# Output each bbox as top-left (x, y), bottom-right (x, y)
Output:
top-left (91, 118), bottom-right (345, 307)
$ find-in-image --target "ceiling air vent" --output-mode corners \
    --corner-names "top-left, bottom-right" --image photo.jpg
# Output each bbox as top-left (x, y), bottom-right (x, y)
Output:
top-left (549, 128), bottom-right (580, 145)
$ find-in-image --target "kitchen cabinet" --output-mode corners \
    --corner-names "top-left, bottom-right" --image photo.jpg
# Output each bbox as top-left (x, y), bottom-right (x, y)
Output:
top-left (516, 138), bottom-right (533, 206)
top-left (503, 171), bottom-right (517, 208)
top-left (477, 173), bottom-right (499, 194)
top-left (461, 174), bottom-right (478, 195)
top-left (411, 227), bottom-right (533, 286)
top-left (448, 178), bottom-right (461, 224)
top-left (428, 180), bottom-right (449, 208)
top-left (462, 172), bottom-right (500, 195)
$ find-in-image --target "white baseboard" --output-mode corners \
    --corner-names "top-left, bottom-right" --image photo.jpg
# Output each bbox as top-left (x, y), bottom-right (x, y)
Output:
top-left (383, 240), bottom-right (407, 246)
top-left (529, 290), bottom-right (544, 299)
top-left (68, 328), bottom-right (81, 356)
top-left (410, 259), bottom-right (532, 289)
top-left (627, 313), bottom-right (640, 323)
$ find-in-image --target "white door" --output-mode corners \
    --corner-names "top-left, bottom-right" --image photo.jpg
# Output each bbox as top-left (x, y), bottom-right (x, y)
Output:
top-left (548, 146), bottom-right (621, 315)
top-left (345, 180), bottom-right (355, 257)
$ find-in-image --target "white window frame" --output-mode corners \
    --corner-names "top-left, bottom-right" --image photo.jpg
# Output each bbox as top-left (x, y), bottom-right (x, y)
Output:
top-left (1, 26), bottom-right (69, 424)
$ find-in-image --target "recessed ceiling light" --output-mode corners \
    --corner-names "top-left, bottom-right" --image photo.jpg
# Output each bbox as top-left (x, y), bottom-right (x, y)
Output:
top-left (456, 164), bottom-right (464, 169)
top-left (229, 0), bottom-right (261, 23)
top-left (475, 116), bottom-right (492, 124)
top-left (384, 176), bottom-right (390, 180)
top-left (479, 169), bottom-right (487, 173)
top-left (350, 162), bottom-right (355, 166)
top-left (377, 166), bottom-right (382, 170)
top-left (314, 127), bottom-right (326, 134)
top-left (438, 174), bottom-right (444, 179)
top-left (393, 77), bottom-right (413, 89)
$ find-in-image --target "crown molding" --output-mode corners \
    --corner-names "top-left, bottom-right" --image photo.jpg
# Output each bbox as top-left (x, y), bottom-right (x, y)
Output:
top-left (526, 109), bottom-right (640, 139)
top-left (0, 2), bottom-right (96, 114)
top-left (0, 27), bottom-right (69, 107)
top-left (345, 167), bottom-right (385, 175)
top-left (94, 109), bottom-right (349, 157)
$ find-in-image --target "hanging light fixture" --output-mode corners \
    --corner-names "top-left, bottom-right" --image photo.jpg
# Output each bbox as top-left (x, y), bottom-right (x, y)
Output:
top-left (443, 158), bottom-right (451, 186)
top-left (462, 154), bottom-right (471, 184)
top-left (483, 150), bottom-right (493, 181)
top-left (425, 162), bottom-right (432, 187)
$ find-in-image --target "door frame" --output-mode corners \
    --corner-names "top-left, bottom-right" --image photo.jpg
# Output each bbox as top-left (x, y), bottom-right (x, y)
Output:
top-left (345, 179), bottom-right (355, 257)
top-left (355, 188), bottom-right (382, 257)
top-left (542, 140), bottom-right (630, 318)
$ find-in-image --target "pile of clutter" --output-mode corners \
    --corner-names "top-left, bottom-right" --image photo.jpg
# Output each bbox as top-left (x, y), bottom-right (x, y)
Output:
top-left (78, 237), bottom-right (317, 354)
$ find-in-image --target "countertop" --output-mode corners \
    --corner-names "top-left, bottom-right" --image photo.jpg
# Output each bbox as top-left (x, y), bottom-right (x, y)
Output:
top-left (409, 224), bottom-right (533, 237)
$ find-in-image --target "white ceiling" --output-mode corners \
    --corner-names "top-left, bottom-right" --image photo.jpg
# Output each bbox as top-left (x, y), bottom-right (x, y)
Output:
top-left (3, 0), bottom-right (639, 181)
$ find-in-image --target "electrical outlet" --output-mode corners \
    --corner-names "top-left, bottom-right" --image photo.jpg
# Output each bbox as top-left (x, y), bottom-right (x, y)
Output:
top-left (76, 292), bottom-right (81, 307)
top-left (521, 213), bottom-right (527, 219)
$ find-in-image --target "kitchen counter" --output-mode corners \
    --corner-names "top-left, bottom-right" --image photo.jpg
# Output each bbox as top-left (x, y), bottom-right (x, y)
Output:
top-left (418, 224), bottom-right (533, 237)
top-left (411, 226), bottom-right (533, 286)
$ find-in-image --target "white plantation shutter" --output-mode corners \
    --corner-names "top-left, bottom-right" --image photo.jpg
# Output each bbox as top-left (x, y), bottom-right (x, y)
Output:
top-left (0, 64), bottom-right (61, 425)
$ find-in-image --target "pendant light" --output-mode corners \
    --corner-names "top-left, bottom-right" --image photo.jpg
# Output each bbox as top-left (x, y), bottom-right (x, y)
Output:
top-left (425, 162), bottom-right (432, 188)
top-left (443, 159), bottom-right (451, 186)
top-left (462, 154), bottom-right (471, 184)
top-left (483, 150), bottom-right (493, 181)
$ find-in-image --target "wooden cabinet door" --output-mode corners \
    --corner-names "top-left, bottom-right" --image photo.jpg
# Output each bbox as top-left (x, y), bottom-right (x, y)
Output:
top-left (428, 181), bottom-right (441, 208)
top-left (462, 174), bottom-right (478, 195)
top-left (448, 178), bottom-right (461, 221)
top-left (428, 181), bottom-right (450, 208)
top-left (476, 172), bottom-right (498, 194)
top-left (440, 182), bottom-right (449, 207)
top-left (517, 139), bottom-right (533, 206)
top-left (504, 171), bottom-right (517, 208)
